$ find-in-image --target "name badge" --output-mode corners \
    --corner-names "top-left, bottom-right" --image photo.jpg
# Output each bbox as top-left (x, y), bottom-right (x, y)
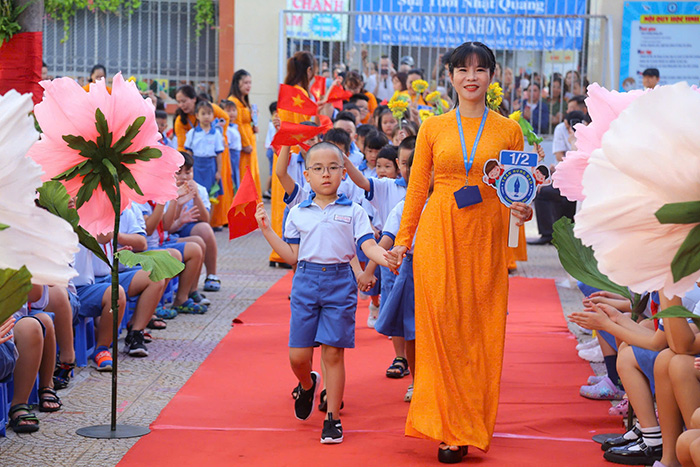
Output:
top-left (454, 185), bottom-right (482, 209)
top-left (334, 214), bottom-right (352, 224)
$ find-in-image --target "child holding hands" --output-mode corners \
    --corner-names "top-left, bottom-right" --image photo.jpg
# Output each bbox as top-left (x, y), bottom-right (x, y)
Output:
top-left (184, 101), bottom-right (224, 199)
top-left (255, 141), bottom-right (390, 444)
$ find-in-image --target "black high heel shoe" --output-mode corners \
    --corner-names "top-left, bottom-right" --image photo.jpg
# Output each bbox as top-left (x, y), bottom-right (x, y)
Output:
top-left (437, 445), bottom-right (468, 464)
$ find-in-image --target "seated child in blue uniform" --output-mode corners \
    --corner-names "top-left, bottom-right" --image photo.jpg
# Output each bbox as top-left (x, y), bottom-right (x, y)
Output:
top-left (164, 152), bottom-right (221, 293)
top-left (254, 141), bottom-right (390, 444)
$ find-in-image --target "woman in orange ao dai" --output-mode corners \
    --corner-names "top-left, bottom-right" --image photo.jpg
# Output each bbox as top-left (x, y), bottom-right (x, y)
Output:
top-left (387, 42), bottom-right (533, 464)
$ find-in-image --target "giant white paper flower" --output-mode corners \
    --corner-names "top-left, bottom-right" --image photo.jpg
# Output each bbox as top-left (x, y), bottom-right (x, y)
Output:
top-left (0, 90), bottom-right (79, 286)
top-left (574, 82), bottom-right (700, 299)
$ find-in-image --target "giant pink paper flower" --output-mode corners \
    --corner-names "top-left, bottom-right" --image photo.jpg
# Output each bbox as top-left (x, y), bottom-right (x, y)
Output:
top-left (552, 84), bottom-right (647, 201)
top-left (26, 73), bottom-right (184, 236)
top-left (574, 83), bottom-right (700, 299)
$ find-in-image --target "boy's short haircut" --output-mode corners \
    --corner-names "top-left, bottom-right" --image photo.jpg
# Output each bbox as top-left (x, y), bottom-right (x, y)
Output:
top-left (398, 135), bottom-right (417, 152)
top-left (305, 141), bottom-right (345, 167)
top-left (180, 151), bottom-right (194, 169)
top-left (343, 102), bottom-right (359, 113)
top-left (334, 110), bottom-right (357, 125)
top-left (407, 150), bottom-right (415, 168)
top-left (155, 110), bottom-right (168, 120)
top-left (195, 100), bottom-right (214, 113)
top-left (323, 128), bottom-right (351, 154)
top-left (365, 131), bottom-right (389, 150)
top-left (642, 68), bottom-right (660, 78)
top-left (356, 124), bottom-right (377, 138)
top-left (536, 165), bottom-right (550, 178)
top-left (377, 145), bottom-right (398, 169)
top-left (220, 99), bottom-right (236, 109)
top-left (349, 93), bottom-right (369, 103)
top-left (564, 110), bottom-right (588, 127)
top-left (269, 101), bottom-right (277, 114)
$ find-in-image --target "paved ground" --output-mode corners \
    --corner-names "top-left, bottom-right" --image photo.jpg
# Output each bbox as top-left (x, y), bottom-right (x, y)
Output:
top-left (0, 206), bottom-right (595, 466)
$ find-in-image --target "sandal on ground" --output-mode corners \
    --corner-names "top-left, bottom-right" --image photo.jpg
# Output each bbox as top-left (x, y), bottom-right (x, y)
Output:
top-left (172, 298), bottom-right (207, 315)
top-left (147, 317), bottom-right (167, 330)
top-left (386, 357), bottom-right (410, 379)
top-left (53, 361), bottom-right (76, 390)
top-left (404, 384), bottom-right (414, 402)
top-left (38, 387), bottom-right (63, 412)
top-left (318, 389), bottom-right (345, 412)
top-left (155, 305), bottom-right (177, 320)
top-left (438, 445), bottom-right (468, 464)
top-left (203, 275), bottom-right (221, 292)
top-left (8, 404), bottom-right (40, 433)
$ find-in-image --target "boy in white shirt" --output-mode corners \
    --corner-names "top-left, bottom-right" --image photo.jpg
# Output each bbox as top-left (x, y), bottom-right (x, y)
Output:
top-left (255, 142), bottom-right (390, 444)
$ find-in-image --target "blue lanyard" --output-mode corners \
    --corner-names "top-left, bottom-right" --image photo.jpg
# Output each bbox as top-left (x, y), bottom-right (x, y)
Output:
top-left (456, 106), bottom-right (489, 183)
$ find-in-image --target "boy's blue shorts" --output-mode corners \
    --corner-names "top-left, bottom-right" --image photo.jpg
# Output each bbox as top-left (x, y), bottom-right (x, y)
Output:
top-left (174, 222), bottom-right (197, 238)
top-left (76, 282), bottom-right (111, 319)
top-left (0, 341), bottom-right (17, 382)
top-left (289, 261), bottom-right (357, 349)
top-left (161, 241), bottom-right (186, 260)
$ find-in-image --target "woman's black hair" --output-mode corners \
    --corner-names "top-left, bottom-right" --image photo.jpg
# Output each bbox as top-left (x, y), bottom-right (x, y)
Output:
top-left (89, 64), bottom-right (106, 81)
top-left (448, 42), bottom-right (496, 76)
top-left (323, 128), bottom-right (352, 154)
top-left (393, 72), bottom-right (408, 91)
top-left (228, 69), bottom-right (252, 108)
top-left (377, 145), bottom-right (399, 171)
top-left (175, 84), bottom-right (204, 125)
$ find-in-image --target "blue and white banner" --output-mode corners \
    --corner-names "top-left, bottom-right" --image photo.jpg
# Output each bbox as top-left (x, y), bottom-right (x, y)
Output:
top-left (354, 0), bottom-right (587, 50)
top-left (619, 2), bottom-right (700, 90)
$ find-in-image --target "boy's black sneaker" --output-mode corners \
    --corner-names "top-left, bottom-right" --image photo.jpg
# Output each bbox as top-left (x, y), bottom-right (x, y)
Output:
top-left (125, 330), bottom-right (149, 357)
top-left (320, 412), bottom-right (343, 444)
top-left (294, 371), bottom-right (319, 421)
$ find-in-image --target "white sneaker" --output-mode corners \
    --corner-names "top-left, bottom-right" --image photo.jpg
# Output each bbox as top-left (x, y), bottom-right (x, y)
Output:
top-left (578, 345), bottom-right (604, 363)
top-left (404, 384), bottom-right (413, 402)
top-left (367, 303), bottom-right (379, 328)
top-left (576, 339), bottom-right (599, 351)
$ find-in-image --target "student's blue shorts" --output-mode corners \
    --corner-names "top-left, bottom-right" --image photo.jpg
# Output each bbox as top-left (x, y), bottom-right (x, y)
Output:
top-left (174, 222), bottom-right (197, 238)
top-left (289, 261), bottom-right (357, 349)
top-left (161, 240), bottom-right (186, 259)
top-left (632, 345), bottom-right (660, 395)
top-left (96, 269), bottom-right (140, 297)
top-left (76, 282), bottom-right (111, 319)
top-left (0, 341), bottom-right (17, 382)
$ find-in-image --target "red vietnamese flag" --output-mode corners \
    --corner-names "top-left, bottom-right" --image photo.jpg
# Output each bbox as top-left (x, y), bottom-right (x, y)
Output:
top-left (270, 120), bottom-right (326, 154)
top-left (278, 84), bottom-right (318, 116)
top-left (317, 114), bottom-right (333, 132)
top-left (309, 76), bottom-right (326, 102)
top-left (326, 85), bottom-right (353, 110)
top-left (228, 169), bottom-right (260, 239)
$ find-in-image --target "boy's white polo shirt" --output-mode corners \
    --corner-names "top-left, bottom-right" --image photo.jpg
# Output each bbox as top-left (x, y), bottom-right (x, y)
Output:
top-left (284, 193), bottom-right (374, 264)
top-left (365, 177), bottom-right (407, 230)
top-left (184, 125), bottom-right (225, 158)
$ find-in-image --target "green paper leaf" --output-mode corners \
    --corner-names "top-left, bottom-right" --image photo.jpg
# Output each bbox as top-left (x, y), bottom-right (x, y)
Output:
top-left (670, 223), bottom-right (700, 283)
top-left (115, 250), bottom-right (184, 282)
top-left (37, 181), bottom-right (110, 265)
top-left (655, 201), bottom-right (700, 225)
top-left (119, 169), bottom-right (144, 196)
top-left (552, 217), bottom-right (631, 300)
top-left (209, 182), bottom-right (221, 198)
top-left (75, 173), bottom-right (100, 210)
top-left (112, 116), bottom-right (146, 154)
top-left (53, 159), bottom-right (92, 182)
top-left (0, 223), bottom-right (8, 231)
top-left (0, 266), bottom-right (33, 325)
top-left (94, 108), bottom-right (113, 148)
top-left (650, 305), bottom-right (700, 327)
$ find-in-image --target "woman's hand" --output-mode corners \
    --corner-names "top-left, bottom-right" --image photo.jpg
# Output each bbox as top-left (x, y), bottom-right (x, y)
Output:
top-left (253, 125), bottom-right (259, 134)
top-left (510, 202), bottom-right (533, 226)
top-left (386, 245), bottom-right (408, 274)
top-left (534, 143), bottom-right (545, 162)
top-left (242, 145), bottom-right (253, 154)
top-left (215, 171), bottom-right (221, 182)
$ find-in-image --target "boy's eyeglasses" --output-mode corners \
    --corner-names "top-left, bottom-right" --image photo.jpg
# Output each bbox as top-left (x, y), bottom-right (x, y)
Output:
top-left (308, 165), bottom-right (343, 175)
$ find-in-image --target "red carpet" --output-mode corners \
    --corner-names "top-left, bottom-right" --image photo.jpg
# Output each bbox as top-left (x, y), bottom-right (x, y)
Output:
top-left (119, 275), bottom-right (620, 466)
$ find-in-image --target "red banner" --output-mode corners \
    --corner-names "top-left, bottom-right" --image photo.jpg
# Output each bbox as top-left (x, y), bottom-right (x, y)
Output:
top-left (0, 32), bottom-right (43, 104)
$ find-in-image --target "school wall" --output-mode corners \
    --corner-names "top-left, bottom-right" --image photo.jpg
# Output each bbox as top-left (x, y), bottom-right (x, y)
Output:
top-left (234, 0), bottom-right (286, 188)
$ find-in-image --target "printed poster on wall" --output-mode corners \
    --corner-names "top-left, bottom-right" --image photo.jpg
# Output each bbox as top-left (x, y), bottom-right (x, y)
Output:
top-left (620, 2), bottom-right (700, 90)
top-left (353, 0), bottom-right (587, 50)
top-left (286, 0), bottom-right (350, 42)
